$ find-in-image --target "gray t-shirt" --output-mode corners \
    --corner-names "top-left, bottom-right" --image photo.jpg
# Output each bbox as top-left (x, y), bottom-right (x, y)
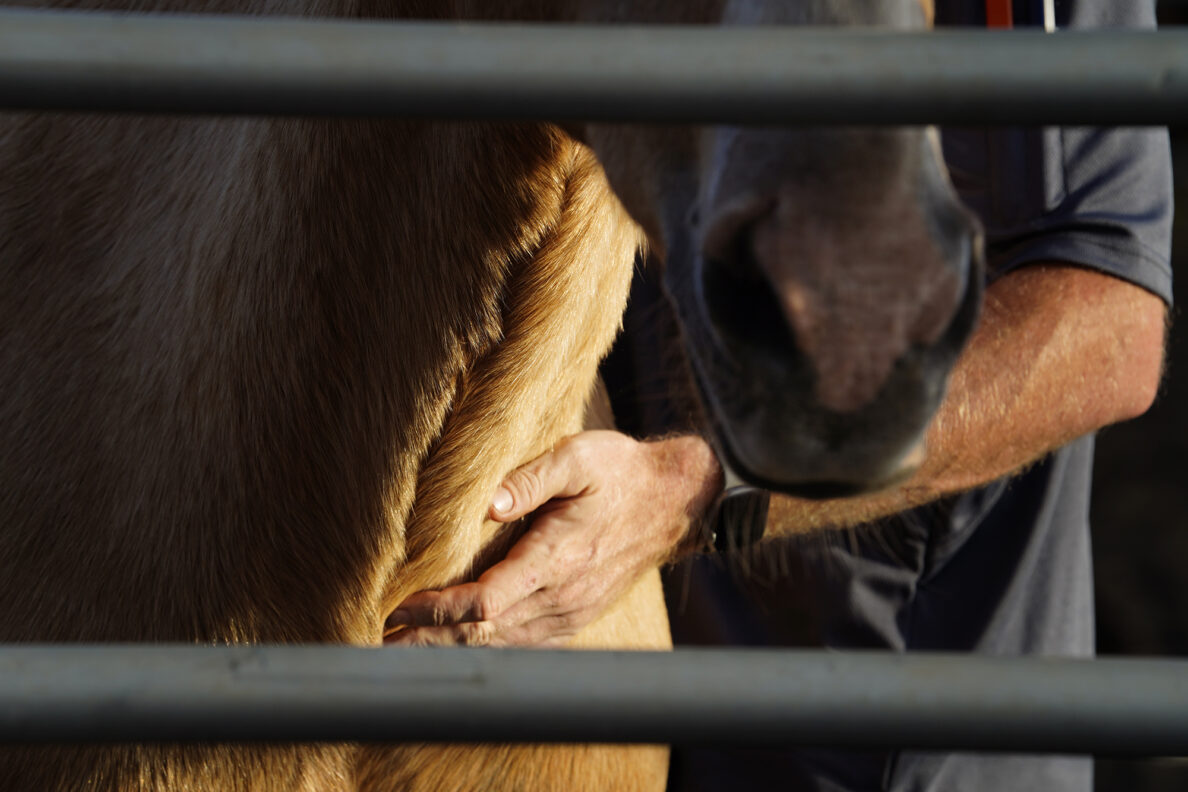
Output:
top-left (638, 1), bottom-right (1175, 790)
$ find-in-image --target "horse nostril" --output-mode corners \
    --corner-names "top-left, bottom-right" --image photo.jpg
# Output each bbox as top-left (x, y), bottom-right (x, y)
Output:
top-left (701, 231), bottom-right (797, 361)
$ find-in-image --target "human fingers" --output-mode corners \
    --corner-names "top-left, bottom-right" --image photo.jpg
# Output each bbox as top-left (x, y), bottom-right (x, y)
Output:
top-left (473, 594), bottom-right (592, 646)
top-left (384, 592), bottom-right (585, 648)
top-left (383, 619), bottom-right (501, 647)
top-left (384, 529), bottom-right (556, 634)
top-left (495, 613), bottom-right (588, 647)
top-left (384, 583), bottom-right (487, 634)
top-left (488, 437), bottom-right (595, 522)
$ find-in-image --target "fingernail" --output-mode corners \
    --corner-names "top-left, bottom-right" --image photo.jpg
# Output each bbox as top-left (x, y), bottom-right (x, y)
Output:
top-left (385, 609), bottom-right (412, 629)
top-left (492, 487), bottom-right (513, 515)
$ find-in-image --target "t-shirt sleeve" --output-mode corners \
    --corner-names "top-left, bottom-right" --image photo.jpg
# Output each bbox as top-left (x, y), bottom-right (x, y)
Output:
top-left (938, 0), bottom-right (1174, 306)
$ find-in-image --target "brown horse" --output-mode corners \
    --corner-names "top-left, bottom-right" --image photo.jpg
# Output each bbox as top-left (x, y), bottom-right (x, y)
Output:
top-left (0, 0), bottom-right (975, 789)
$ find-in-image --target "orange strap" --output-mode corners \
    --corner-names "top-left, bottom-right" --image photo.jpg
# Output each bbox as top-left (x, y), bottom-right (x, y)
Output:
top-left (986, 0), bottom-right (1014, 28)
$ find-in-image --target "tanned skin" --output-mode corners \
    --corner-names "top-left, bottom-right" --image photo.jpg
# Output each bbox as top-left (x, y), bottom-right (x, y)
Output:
top-left (388, 264), bottom-right (1168, 646)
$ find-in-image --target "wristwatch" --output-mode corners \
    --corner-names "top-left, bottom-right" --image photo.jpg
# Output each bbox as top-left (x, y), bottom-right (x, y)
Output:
top-left (702, 462), bottom-right (770, 554)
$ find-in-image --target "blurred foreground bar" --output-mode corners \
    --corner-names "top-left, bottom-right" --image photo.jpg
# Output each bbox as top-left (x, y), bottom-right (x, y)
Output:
top-left (0, 646), bottom-right (1185, 754)
top-left (1, 8), bottom-right (1188, 124)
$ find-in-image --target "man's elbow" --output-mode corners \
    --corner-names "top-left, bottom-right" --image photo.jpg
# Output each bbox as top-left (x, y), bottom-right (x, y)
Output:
top-left (1109, 291), bottom-right (1168, 424)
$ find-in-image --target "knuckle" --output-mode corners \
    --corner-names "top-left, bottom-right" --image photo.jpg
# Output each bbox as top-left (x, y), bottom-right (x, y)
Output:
top-left (427, 601), bottom-right (453, 627)
top-left (557, 542), bottom-right (582, 567)
top-left (508, 467), bottom-right (545, 507)
top-left (564, 440), bottom-right (594, 477)
top-left (557, 542), bottom-right (595, 574)
top-left (473, 590), bottom-right (503, 622)
top-left (460, 621), bottom-right (497, 647)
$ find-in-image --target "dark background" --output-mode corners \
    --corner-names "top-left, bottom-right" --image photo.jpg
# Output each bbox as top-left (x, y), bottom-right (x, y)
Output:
top-left (1092, 3), bottom-right (1186, 789)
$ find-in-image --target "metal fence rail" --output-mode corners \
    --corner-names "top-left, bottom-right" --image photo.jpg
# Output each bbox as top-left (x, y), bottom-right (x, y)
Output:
top-left (2, 6), bottom-right (1186, 760)
top-left (2, 8), bottom-right (1188, 124)
top-left (1, 646), bottom-right (1186, 755)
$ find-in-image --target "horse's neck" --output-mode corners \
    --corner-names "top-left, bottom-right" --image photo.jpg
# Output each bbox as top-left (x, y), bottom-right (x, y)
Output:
top-left (0, 102), bottom-right (610, 643)
top-left (251, 119), bottom-right (628, 637)
top-left (237, 120), bottom-right (593, 630)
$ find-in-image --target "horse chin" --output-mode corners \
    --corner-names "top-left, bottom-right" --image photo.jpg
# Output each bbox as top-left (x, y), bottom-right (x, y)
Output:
top-left (686, 347), bottom-right (930, 498)
top-left (712, 402), bottom-right (928, 499)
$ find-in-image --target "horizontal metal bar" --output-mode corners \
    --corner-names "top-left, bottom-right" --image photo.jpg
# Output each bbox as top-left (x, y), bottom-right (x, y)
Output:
top-left (1, 9), bottom-right (1188, 124)
top-left (1, 646), bottom-right (1187, 754)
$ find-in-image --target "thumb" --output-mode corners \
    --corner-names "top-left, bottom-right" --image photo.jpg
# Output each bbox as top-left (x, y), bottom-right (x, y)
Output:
top-left (490, 442), bottom-right (586, 522)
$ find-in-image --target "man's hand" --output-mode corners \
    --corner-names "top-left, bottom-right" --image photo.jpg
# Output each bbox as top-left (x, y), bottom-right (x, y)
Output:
top-left (384, 430), bottom-right (720, 647)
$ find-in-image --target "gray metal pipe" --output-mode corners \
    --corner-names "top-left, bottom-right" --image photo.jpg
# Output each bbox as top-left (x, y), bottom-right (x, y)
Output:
top-left (1, 646), bottom-right (1187, 754)
top-left (1, 8), bottom-right (1188, 124)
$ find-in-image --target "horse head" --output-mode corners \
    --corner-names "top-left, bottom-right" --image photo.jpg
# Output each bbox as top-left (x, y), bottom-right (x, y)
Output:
top-left (576, 0), bottom-right (981, 496)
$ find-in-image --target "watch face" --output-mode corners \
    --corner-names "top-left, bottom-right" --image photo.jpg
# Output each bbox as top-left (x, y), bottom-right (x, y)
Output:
top-left (712, 486), bottom-right (770, 553)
